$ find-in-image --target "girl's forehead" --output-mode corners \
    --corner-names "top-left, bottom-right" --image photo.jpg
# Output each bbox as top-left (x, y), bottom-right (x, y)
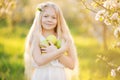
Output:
top-left (42, 7), bottom-right (57, 15)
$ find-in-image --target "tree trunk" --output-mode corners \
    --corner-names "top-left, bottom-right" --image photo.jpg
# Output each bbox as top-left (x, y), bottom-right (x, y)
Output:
top-left (102, 23), bottom-right (107, 50)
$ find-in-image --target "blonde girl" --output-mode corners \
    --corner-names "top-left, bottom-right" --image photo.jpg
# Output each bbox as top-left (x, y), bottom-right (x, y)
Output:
top-left (24, 1), bottom-right (78, 80)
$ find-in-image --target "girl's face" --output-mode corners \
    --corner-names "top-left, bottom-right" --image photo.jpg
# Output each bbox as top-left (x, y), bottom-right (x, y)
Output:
top-left (41, 7), bottom-right (57, 31)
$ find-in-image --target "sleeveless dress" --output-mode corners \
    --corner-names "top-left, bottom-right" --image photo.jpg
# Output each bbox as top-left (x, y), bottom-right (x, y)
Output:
top-left (31, 34), bottom-right (67, 80)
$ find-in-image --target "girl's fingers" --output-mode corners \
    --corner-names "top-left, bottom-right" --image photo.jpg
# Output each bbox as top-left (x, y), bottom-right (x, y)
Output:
top-left (40, 48), bottom-right (47, 53)
top-left (41, 50), bottom-right (47, 53)
top-left (40, 47), bottom-right (46, 50)
top-left (48, 41), bottom-right (54, 46)
top-left (61, 39), bottom-right (70, 51)
top-left (40, 45), bottom-right (47, 48)
top-left (40, 44), bottom-right (47, 48)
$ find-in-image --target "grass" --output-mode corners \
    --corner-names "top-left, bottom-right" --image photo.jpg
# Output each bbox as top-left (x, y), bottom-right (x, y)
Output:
top-left (0, 25), bottom-right (26, 80)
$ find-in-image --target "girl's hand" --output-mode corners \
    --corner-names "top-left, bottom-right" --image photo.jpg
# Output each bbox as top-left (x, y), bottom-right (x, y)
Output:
top-left (40, 40), bottom-right (70, 55)
top-left (40, 41), bottom-right (58, 54)
top-left (60, 39), bottom-right (70, 53)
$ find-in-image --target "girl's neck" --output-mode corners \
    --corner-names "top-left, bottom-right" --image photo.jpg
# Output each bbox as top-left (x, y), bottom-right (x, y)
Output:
top-left (42, 29), bottom-right (57, 38)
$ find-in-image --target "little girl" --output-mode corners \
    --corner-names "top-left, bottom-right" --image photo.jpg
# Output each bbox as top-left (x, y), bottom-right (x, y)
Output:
top-left (24, 2), bottom-right (78, 80)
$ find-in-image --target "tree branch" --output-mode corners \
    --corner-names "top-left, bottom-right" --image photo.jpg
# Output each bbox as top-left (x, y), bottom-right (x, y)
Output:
top-left (92, 0), bottom-right (111, 11)
top-left (81, 0), bottom-right (97, 13)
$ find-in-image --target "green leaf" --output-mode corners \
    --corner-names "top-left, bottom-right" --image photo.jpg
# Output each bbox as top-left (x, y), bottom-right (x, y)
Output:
top-left (37, 8), bottom-right (42, 12)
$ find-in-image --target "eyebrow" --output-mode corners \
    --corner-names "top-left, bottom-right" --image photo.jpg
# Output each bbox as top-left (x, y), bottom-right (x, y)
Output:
top-left (43, 13), bottom-right (56, 17)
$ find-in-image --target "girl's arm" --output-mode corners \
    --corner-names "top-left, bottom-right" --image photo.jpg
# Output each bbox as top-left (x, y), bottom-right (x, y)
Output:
top-left (32, 38), bottom-right (67, 66)
top-left (58, 44), bottom-right (77, 70)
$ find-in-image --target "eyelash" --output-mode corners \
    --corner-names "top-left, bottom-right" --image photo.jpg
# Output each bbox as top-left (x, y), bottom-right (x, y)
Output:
top-left (52, 17), bottom-right (56, 19)
top-left (44, 15), bottom-right (48, 17)
top-left (44, 15), bottom-right (56, 19)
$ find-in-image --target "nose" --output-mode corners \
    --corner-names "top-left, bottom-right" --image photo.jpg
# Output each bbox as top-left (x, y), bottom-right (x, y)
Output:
top-left (47, 17), bottom-right (52, 22)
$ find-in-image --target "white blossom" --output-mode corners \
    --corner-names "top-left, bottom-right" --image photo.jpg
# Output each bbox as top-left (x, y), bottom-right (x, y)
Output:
top-left (110, 13), bottom-right (118, 20)
top-left (103, 0), bottom-right (111, 9)
top-left (103, 0), bottom-right (118, 9)
top-left (110, 0), bottom-right (118, 9)
top-left (115, 42), bottom-right (120, 48)
top-left (117, 66), bottom-right (120, 71)
top-left (104, 11), bottom-right (109, 17)
top-left (104, 19), bottom-right (111, 25)
top-left (114, 27), bottom-right (120, 38)
top-left (95, 10), bottom-right (105, 21)
top-left (111, 69), bottom-right (116, 77)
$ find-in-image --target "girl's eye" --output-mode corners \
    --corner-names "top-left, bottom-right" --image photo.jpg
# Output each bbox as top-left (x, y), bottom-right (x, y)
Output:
top-left (44, 15), bottom-right (48, 17)
top-left (52, 16), bottom-right (56, 19)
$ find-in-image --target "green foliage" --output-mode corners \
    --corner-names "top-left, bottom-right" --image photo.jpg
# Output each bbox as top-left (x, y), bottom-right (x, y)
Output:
top-left (0, 24), bottom-right (28, 80)
top-left (0, 19), bottom-right (7, 28)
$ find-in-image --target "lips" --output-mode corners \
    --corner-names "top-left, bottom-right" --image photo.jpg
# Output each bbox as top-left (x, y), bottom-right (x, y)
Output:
top-left (47, 24), bottom-right (53, 25)
top-left (46, 23), bottom-right (54, 25)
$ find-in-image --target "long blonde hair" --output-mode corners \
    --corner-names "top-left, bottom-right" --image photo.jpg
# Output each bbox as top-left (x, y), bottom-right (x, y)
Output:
top-left (24, 2), bottom-right (79, 80)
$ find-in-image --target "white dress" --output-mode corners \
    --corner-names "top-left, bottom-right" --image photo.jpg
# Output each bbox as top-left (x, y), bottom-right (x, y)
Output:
top-left (31, 34), bottom-right (67, 80)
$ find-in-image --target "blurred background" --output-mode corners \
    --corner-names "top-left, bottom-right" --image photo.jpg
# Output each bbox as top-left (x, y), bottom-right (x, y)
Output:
top-left (0, 0), bottom-right (120, 80)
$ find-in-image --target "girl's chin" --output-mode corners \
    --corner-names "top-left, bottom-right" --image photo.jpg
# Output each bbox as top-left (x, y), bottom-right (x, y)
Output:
top-left (43, 28), bottom-right (54, 31)
top-left (43, 26), bottom-right (56, 30)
